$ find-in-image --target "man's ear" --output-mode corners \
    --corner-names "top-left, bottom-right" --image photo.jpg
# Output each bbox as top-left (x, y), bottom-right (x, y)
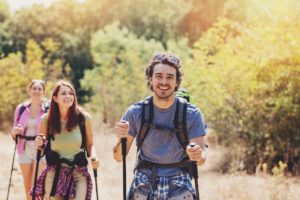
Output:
top-left (149, 77), bottom-right (153, 86)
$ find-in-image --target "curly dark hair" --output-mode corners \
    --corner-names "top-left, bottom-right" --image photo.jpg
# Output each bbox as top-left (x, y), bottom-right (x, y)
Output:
top-left (145, 52), bottom-right (183, 91)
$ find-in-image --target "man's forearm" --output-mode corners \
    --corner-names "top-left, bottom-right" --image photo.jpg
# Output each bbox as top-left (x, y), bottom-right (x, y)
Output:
top-left (113, 140), bottom-right (122, 162)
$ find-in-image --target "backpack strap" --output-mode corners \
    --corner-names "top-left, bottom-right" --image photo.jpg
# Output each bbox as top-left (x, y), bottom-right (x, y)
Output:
top-left (16, 104), bottom-right (27, 123)
top-left (78, 112), bottom-right (86, 149)
top-left (174, 97), bottom-right (189, 150)
top-left (42, 101), bottom-right (50, 113)
top-left (137, 96), bottom-right (153, 151)
top-left (45, 112), bottom-right (87, 197)
top-left (17, 101), bottom-right (49, 124)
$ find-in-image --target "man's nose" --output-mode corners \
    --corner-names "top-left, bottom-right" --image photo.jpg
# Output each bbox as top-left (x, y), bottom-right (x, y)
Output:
top-left (160, 77), bottom-right (168, 84)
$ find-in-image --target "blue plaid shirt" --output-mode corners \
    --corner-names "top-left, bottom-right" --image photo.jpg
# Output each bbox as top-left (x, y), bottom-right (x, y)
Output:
top-left (128, 170), bottom-right (196, 200)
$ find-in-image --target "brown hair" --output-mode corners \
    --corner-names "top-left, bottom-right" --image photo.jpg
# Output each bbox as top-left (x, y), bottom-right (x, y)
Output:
top-left (47, 80), bottom-right (80, 136)
top-left (29, 79), bottom-right (46, 91)
top-left (145, 52), bottom-right (183, 91)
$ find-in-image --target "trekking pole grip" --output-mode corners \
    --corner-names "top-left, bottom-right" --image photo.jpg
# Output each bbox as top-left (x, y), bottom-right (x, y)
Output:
top-left (32, 149), bottom-right (41, 200)
top-left (121, 138), bottom-right (127, 156)
top-left (91, 158), bottom-right (98, 177)
top-left (121, 137), bottom-right (127, 200)
top-left (93, 169), bottom-right (98, 177)
top-left (36, 149), bottom-right (41, 161)
top-left (15, 135), bottom-right (19, 144)
top-left (91, 158), bottom-right (99, 200)
top-left (189, 143), bottom-right (200, 200)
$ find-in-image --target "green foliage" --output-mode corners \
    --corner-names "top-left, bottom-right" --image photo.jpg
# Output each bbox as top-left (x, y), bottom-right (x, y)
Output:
top-left (6, 0), bottom-right (103, 102)
top-left (189, 0), bottom-right (300, 174)
top-left (0, 0), bottom-right (9, 22)
top-left (81, 22), bottom-right (163, 124)
top-left (0, 39), bottom-right (63, 127)
top-left (111, 0), bottom-right (191, 47)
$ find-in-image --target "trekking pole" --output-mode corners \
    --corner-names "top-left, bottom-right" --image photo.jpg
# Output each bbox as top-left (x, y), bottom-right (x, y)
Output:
top-left (189, 144), bottom-right (200, 200)
top-left (32, 149), bottom-right (41, 200)
top-left (6, 135), bottom-right (18, 200)
top-left (192, 162), bottom-right (200, 200)
top-left (92, 159), bottom-right (99, 200)
top-left (121, 137), bottom-right (127, 200)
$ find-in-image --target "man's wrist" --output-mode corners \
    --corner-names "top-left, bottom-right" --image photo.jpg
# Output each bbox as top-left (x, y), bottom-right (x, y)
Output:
top-left (196, 151), bottom-right (206, 165)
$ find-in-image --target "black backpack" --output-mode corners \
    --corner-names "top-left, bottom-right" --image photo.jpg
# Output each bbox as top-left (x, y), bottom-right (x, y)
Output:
top-left (137, 95), bottom-right (189, 152)
top-left (44, 111), bottom-right (88, 198)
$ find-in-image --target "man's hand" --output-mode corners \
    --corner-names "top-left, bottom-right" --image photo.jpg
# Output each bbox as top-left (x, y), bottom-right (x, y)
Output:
top-left (186, 142), bottom-right (206, 165)
top-left (114, 120), bottom-right (130, 139)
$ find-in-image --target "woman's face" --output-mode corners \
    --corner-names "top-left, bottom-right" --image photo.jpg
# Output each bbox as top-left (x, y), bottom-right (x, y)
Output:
top-left (53, 85), bottom-right (75, 108)
top-left (29, 82), bottom-right (45, 100)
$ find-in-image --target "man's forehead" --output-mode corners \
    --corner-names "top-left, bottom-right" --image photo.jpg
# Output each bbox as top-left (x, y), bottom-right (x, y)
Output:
top-left (153, 63), bottom-right (176, 74)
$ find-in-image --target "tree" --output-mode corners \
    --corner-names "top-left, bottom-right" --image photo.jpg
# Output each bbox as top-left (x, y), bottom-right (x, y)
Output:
top-left (0, 39), bottom-right (63, 128)
top-left (188, 0), bottom-right (300, 174)
top-left (81, 22), bottom-right (163, 124)
top-left (0, 0), bottom-right (9, 22)
top-left (6, 0), bottom-right (105, 102)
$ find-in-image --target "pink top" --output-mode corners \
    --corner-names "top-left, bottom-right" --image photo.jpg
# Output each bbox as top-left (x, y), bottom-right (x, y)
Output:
top-left (12, 102), bottom-right (48, 155)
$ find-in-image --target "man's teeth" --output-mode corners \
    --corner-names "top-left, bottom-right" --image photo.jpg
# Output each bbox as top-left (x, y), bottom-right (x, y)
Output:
top-left (159, 86), bottom-right (169, 90)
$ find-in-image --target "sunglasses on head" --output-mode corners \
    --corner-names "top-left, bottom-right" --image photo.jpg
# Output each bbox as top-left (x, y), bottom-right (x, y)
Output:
top-left (152, 53), bottom-right (181, 67)
top-left (32, 79), bottom-right (45, 84)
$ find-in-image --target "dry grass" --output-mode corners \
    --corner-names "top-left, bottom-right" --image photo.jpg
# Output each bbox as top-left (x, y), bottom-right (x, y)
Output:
top-left (0, 126), bottom-right (299, 200)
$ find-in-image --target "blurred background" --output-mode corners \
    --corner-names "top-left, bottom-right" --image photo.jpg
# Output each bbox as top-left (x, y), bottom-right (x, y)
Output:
top-left (0, 0), bottom-right (299, 199)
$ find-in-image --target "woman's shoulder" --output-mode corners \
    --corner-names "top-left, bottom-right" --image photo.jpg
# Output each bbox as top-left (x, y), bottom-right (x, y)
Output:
top-left (79, 110), bottom-right (92, 121)
top-left (16, 100), bottom-right (30, 109)
top-left (41, 112), bottom-right (49, 121)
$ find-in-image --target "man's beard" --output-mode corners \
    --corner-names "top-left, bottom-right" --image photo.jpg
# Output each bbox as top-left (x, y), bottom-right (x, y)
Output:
top-left (153, 85), bottom-right (174, 100)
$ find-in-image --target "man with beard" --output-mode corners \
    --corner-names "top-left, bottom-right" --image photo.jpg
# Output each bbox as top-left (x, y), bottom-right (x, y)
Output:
top-left (113, 52), bottom-right (207, 200)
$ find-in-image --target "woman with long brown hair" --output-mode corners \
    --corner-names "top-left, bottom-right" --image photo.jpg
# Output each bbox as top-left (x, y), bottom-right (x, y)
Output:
top-left (33, 80), bottom-right (99, 200)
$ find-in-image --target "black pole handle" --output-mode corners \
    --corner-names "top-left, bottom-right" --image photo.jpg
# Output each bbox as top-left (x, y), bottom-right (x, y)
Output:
top-left (121, 138), bottom-right (127, 156)
top-left (189, 143), bottom-right (200, 200)
top-left (121, 138), bottom-right (127, 200)
top-left (32, 149), bottom-right (41, 200)
top-left (91, 158), bottom-right (99, 200)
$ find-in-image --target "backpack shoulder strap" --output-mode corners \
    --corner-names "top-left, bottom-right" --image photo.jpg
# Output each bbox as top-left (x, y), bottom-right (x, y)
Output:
top-left (137, 96), bottom-right (153, 151)
top-left (17, 104), bottom-right (27, 123)
top-left (174, 97), bottom-right (189, 150)
top-left (42, 101), bottom-right (50, 113)
top-left (78, 112), bottom-right (86, 149)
